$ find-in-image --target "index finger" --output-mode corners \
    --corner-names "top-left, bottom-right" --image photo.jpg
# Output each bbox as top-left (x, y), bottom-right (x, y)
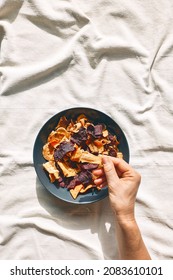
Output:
top-left (102, 156), bottom-right (133, 177)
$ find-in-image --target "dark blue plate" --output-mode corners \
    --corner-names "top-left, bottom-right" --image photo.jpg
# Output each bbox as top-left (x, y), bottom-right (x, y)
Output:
top-left (33, 107), bottom-right (130, 204)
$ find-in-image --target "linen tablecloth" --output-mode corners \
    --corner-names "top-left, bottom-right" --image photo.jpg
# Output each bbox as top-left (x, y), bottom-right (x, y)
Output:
top-left (0, 0), bottom-right (173, 259)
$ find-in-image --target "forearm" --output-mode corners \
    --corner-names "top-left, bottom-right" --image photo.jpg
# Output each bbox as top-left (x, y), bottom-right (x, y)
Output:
top-left (115, 219), bottom-right (151, 260)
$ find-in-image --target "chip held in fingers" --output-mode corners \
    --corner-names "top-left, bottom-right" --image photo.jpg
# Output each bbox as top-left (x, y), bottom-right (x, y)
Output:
top-left (42, 114), bottom-right (122, 199)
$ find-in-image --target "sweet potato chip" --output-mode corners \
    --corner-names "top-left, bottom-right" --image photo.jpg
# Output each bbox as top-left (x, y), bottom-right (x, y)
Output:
top-left (77, 114), bottom-right (88, 127)
top-left (70, 184), bottom-right (84, 199)
top-left (102, 129), bottom-right (108, 137)
top-left (117, 152), bottom-right (123, 158)
top-left (55, 116), bottom-right (69, 129)
top-left (79, 184), bottom-right (93, 193)
top-left (80, 151), bottom-right (102, 165)
top-left (70, 147), bottom-right (83, 162)
top-left (43, 161), bottom-right (60, 182)
top-left (57, 161), bottom-right (78, 177)
top-left (48, 128), bottom-right (69, 143)
top-left (88, 142), bottom-right (99, 154)
top-left (42, 143), bottom-right (54, 161)
top-left (69, 122), bottom-right (82, 133)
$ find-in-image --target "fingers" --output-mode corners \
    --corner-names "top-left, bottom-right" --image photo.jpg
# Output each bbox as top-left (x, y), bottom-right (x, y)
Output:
top-left (92, 157), bottom-right (130, 178)
top-left (102, 156), bottom-right (141, 186)
top-left (92, 156), bottom-right (124, 188)
top-left (103, 156), bottom-right (134, 178)
top-left (107, 156), bottom-right (131, 172)
top-left (94, 176), bottom-right (107, 187)
top-left (102, 156), bottom-right (119, 187)
top-left (92, 168), bottom-right (104, 177)
top-left (92, 155), bottom-right (138, 188)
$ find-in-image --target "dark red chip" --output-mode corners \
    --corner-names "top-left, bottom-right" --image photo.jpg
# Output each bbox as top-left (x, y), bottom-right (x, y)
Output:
top-left (94, 124), bottom-right (103, 137)
top-left (67, 170), bottom-right (92, 189)
top-left (54, 141), bottom-right (75, 161)
top-left (70, 127), bottom-right (87, 145)
top-left (80, 163), bottom-right (98, 170)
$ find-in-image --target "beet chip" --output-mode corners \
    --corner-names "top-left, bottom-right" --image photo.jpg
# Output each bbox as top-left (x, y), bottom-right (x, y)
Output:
top-left (87, 124), bottom-right (103, 138)
top-left (87, 124), bottom-right (95, 136)
top-left (54, 141), bottom-right (75, 160)
top-left (108, 148), bottom-right (117, 157)
top-left (80, 163), bottom-right (98, 170)
top-left (94, 124), bottom-right (103, 137)
top-left (66, 175), bottom-right (78, 189)
top-left (67, 170), bottom-right (92, 189)
top-left (70, 127), bottom-right (87, 145)
top-left (58, 177), bottom-right (66, 188)
top-left (78, 170), bottom-right (92, 185)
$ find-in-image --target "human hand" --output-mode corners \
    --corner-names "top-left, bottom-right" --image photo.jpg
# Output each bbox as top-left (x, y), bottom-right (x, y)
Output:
top-left (92, 156), bottom-right (141, 223)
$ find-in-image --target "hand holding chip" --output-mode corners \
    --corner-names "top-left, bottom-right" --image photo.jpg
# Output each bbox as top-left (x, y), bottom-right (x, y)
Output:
top-left (93, 156), bottom-right (151, 260)
top-left (93, 156), bottom-right (141, 223)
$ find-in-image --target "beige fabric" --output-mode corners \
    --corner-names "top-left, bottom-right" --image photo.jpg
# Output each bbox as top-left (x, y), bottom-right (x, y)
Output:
top-left (0, 0), bottom-right (173, 260)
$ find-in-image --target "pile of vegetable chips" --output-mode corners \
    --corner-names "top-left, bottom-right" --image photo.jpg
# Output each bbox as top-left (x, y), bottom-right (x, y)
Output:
top-left (42, 114), bottom-right (122, 199)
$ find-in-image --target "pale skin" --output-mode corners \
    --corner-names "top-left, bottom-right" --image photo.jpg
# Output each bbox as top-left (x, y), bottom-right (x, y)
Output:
top-left (92, 156), bottom-right (151, 260)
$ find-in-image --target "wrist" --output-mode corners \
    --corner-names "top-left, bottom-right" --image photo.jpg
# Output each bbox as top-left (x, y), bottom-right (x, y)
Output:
top-left (116, 216), bottom-right (137, 230)
top-left (112, 208), bottom-right (136, 226)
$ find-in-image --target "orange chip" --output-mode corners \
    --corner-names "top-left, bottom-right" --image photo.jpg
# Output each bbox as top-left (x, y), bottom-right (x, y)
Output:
top-left (77, 114), bottom-right (87, 123)
top-left (56, 116), bottom-right (69, 129)
top-left (100, 138), bottom-right (110, 145)
top-left (93, 140), bottom-right (104, 153)
top-left (48, 128), bottom-right (69, 143)
top-left (57, 161), bottom-right (77, 177)
top-left (88, 142), bottom-right (99, 154)
top-left (117, 152), bottom-right (123, 158)
top-left (49, 173), bottom-right (56, 183)
top-left (66, 119), bottom-right (75, 131)
top-left (43, 161), bottom-right (60, 182)
top-left (103, 129), bottom-right (108, 137)
top-left (42, 143), bottom-right (54, 161)
top-left (68, 122), bottom-right (82, 133)
top-left (80, 151), bottom-right (102, 166)
top-left (79, 184), bottom-right (93, 193)
top-left (94, 140), bottom-right (103, 147)
top-left (70, 147), bottom-right (83, 162)
top-left (70, 184), bottom-right (84, 199)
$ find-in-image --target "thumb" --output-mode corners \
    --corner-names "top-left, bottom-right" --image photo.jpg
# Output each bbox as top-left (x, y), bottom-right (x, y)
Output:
top-left (102, 156), bottom-right (119, 189)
